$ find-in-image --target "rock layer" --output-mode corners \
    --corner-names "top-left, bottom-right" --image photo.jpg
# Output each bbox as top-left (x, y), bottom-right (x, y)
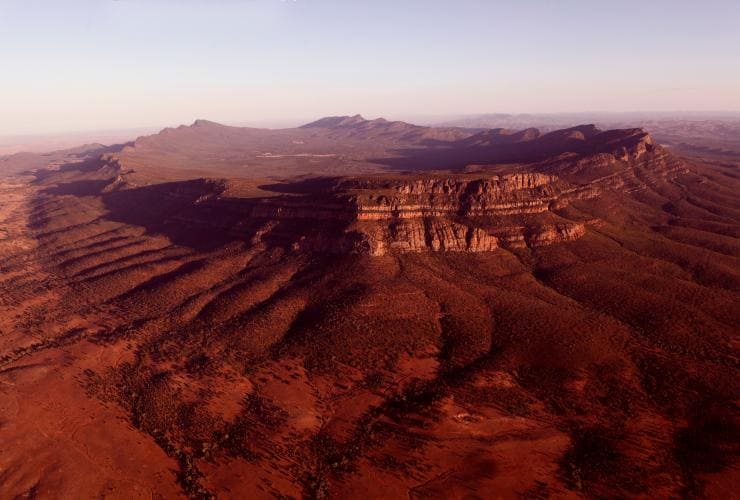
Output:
top-left (186, 173), bottom-right (590, 256)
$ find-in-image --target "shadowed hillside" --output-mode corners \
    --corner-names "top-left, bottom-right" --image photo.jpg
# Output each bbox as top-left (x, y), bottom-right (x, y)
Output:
top-left (0, 118), bottom-right (737, 498)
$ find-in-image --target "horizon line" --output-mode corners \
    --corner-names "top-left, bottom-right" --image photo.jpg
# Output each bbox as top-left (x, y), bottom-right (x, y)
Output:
top-left (3, 108), bottom-right (740, 139)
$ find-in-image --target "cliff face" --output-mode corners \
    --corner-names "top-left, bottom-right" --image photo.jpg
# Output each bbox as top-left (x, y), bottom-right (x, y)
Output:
top-left (342, 219), bottom-right (502, 256)
top-left (319, 219), bottom-right (586, 256)
top-left (349, 173), bottom-right (560, 218)
top-left (197, 173), bottom-right (591, 256)
top-left (99, 124), bottom-right (688, 257)
top-left (109, 171), bottom-right (590, 256)
top-left (246, 173), bottom-right (568, 221)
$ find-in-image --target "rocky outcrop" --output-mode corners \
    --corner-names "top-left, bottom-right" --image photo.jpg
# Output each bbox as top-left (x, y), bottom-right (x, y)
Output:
top-left (351, 174), bottom-right (562, 219)
top-left (209, 173), bottom-right (590, 256)
top-left (101, 122), bottom-right (685, 257)
top-left (354, 219), bottom-right (500, 256)
top-left (593, 128), bottom-right (655, 161)
top-left (230, 174), bottom-right (569, 221)
top-left (135, 172), bottom-right (590, 256)
top-left (524, 223), bottom-right (586, 247)
top-left (64, 120), bottom-right (690, 258)
top-left (292, 218), bottom-right (586, 256)
top-left (383, 220), bottom-right (583, 255)
top-left (104, 133), bottom-right (690, 257)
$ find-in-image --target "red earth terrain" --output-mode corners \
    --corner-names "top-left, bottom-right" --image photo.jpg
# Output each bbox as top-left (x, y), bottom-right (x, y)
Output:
top-left (0, 116), bottom-right (738, 498)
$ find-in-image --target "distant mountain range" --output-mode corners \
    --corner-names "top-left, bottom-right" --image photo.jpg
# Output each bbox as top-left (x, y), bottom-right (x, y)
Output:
top-left (435, 112), bottom-right (740, 158)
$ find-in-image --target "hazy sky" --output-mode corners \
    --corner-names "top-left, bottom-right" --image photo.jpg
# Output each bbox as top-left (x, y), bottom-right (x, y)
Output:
top-left (1, 0), bottom-right (739, 134)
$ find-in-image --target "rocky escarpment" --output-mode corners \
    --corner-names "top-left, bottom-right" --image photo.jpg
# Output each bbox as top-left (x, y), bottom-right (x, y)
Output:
top-left (95, 123), bottom-right (690, 257)
top-left (105, 173), bottom-right (589, 256)
top-left (157, 173), bottom-right (591, 256)
top-left (243, 173), bottom-right (573, 222)
top-left (348, 173), bottom-right (562, 218)
top-left (318, 174), bottom-right (586, 255)
top-left (312, 219), bottom-right (586, 256)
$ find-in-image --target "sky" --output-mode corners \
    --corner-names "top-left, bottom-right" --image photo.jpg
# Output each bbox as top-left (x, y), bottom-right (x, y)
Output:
top-left (1, 0), bottom-right (739, 135)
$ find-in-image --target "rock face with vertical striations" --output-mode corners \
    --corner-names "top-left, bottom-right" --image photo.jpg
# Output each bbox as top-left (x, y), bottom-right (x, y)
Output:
top-left (314, 173), bottom-right (588, 255)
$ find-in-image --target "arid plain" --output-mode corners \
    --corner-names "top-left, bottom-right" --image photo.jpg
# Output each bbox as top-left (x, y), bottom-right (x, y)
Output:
top-left (0, 116), bottom-right (738, 498)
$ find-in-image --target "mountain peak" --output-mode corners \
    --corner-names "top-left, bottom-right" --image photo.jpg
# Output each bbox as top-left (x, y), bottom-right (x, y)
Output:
top-left (301, 114), bottom-right (369, 128)
top-left (191, 119), bottom-right (224, 128)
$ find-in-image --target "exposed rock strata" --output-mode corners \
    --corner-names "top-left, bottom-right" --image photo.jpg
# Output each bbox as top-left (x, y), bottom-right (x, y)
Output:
top-left (187, 173), bottom-right (591, 256)
top-left (317, 220), bottom-right (586, 256)
top-left (99, 124), bottom-right (687, 257)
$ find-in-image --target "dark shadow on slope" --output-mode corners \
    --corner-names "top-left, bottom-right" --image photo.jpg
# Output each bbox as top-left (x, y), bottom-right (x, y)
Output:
top-left (257, 176), bottom-right (342, 194)
top-left (42, 179), bottom-right (115, 196)
top-left (96, 179), bottom-right (355, 252)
